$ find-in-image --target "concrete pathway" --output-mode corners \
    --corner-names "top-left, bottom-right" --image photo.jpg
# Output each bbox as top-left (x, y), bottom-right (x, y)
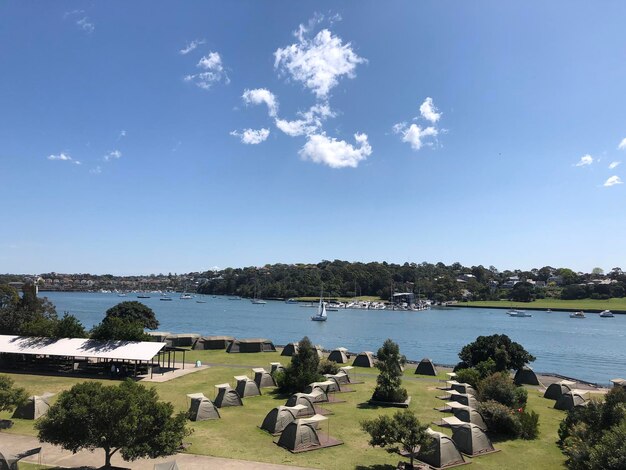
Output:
top-left (0, 433), bottom-right (316, 470)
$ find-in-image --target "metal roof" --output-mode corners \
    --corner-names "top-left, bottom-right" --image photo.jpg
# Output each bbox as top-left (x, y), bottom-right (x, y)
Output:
top-left (0, 335), bottom-right (166, 362)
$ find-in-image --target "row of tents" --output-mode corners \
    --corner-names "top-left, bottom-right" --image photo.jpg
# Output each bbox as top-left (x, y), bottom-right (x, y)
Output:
top-left (147, 332), bottom-right (278, 353)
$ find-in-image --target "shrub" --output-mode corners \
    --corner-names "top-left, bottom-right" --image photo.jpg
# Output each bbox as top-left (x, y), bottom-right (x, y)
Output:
top-left (478, 372), bottom-right (527, 408)
top-left (478, 400), bottom-right (521, 438)
top-left (518, 409), bottom-right (540, 440)
top-left (372, 339), bottom-right (408, 403)
top-left (276, 336), bottom-right (323, 393)
top-left (457, 334), bottom-right (535, 372)
top-left (454, 368), bottom-right (481, 389)
top-left (318, 358), bottom-right (340, 375)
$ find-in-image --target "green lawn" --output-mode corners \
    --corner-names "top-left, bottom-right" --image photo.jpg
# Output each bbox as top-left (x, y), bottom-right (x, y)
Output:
top-left (461, 298), bottom-right (626, 312)
top-left (3, 349), bottom-right (568, 469)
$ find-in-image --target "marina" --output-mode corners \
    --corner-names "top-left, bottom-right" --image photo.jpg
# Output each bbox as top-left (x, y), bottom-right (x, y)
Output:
top-left (42, 291), bottom-right (626, 385)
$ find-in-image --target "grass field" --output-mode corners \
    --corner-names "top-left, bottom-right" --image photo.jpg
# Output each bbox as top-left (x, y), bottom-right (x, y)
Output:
top-left (460, 297), bottom-right (626, 312)
top-left (1, 349), bottom-right (570, 470)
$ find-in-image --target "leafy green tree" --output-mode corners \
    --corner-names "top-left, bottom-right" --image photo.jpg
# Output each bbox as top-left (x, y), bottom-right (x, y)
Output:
top-left (361, 410), bottom-right (433, 469)
top-left (457, 334), bottom-right (535, 372)
top-left (0, 375), bottom-right (28, 412)
top-left (478, 372), bottom-right (527, 408)
top-left (276, 336), bottom-right (323, 393)
top-left (0, 282), bottom-right (58, 336)
top-left (104, 301), bottom-right (159, 329)
top-left (587, 419), bottom-right (626, 470)
top-left (0, 284), bottom-right (19, 310)
top-left (36, 380), bottom-right (190, 468)
top-left (510, 282), bottom-right (534, 302)
top-left (55, 313), bottom-right (87, 338)
top-left (90, 317), bottom-right (150, 341)
top-left (372, 339), bottom-right (408, 403)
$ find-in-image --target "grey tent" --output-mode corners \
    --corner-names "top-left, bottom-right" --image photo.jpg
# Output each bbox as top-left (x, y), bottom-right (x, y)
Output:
top-left (260, 405), bottom-right (307, 434)
top-left (453, 406), bottom-right (488, 431)
top-left (285, 393), bottom-right (317, 417)
top-left (448, 390), bottom-right (479, 409)
top-left (352, 351), bottom-right (375, 368)
top-left (12, 393), bottom-right (54, 420)
top-left (543, 380), bottom-right (575, 400)
top-left (227, 338), bottom-right (276, 353)
top-left (0, 448), bottom-right (41, 470)
top-left (187, 393), bottom-right (220, 420)
top-left (328, 348), bottom-right (349, 364)
top-left (415, 358), bottom-right (438, 376)
top-left (253, 368), bottom-right (276, 388)
top-left (451, 382), bottom-right (476, 396)
top-left (417, 428), bottom-right (465, 469)
top-left (277, 416), bottom-right (326, 452)
top-left (555, 390), bottom-right (588, 411)
top-left (611, 378), bottom-right (626, 388)
top-left (315, 345), bottom-right (324, 358)
top-left (270, 362), bottom-right (286, 375)
top-left (166, 333), bottom-right (200, 347)
top-left (146, 331), bottom-right (171, 342)
top-left (450, 422), bottom-right (496, 456)
top-left (153, 462), bottom-right (179, 470)
top-left (339, 366), bottom-right (354, 383)
top-left (214, 384), bottom-right (243, 408)
top-left (192, 336), bottom-right (234, 350)
top-left (305, 380), bottom-right (337, 397)
top-left (281, 343), bottom-right (299, 356)
top-left (325, 372), bottom-right (350, 386)
top-left (514, 365), bottom-right (541, 386)
top-left (235, 376), bottom-right (261, 398)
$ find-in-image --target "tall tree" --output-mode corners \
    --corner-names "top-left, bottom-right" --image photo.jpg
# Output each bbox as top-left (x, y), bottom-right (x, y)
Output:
top-left (0, 375), bottom-right (28, 413)
top-left (372, 339), bottom-right (408, 403)
top-left (36, 380), bottom-right (190, 468)
top-left (277, 336), bottom-right (323, 393)
top-left (104, 301), bottom-right (159, 330)
top-left (457, 334), bottom-right (535, 372)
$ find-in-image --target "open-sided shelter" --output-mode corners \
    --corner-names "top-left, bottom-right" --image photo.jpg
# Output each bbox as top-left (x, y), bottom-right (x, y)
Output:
top-left (514, 365), bottom-right (541, 386)
top-left (416, 428), bottom-right (465, 469)
top-left (260, 405), bottom-right (307, 434)
top-left (450, 422), bottom-right (496, 456)
top-left (543, 380), bottom-right (575, 400)
top-left (328, 347), bottom-right (349, 364)
top-left (165, 333), bottom-right (200, 347)
top-left (235, 375), bottom-right (261, 398)
top-left (253, 368), bottom-right (276, 388)
top-left (452, 406), bottom-right (488, 431)
top-left (192, 336), bottom-right (234, 350)
top-left (214, 383), bottom-right (243, 408)
top-left (0, 447), bottom-right (41, 470)
top-left (415, 358), bottom-right (438, 376)
top-left (186, 393), bottom-right (220, 420)
top-left (554, 390), bottom-right (588, 411)
top-left (277, 415), bottom-right (326, 452)
top-left (11, 393), bottom-right (54, 420)
top-left (281, 343), bottom-right (299, 356)
top-left (226, 338), bottom-right (276, 353)
top-left (153, 462), bottom-right (179, 470)
top-left (448, 390), bottom-right (479, 409)
top-left (285, 393), bottom-right (318, 417)
top-left (352, 351), bottom-right (375, 368)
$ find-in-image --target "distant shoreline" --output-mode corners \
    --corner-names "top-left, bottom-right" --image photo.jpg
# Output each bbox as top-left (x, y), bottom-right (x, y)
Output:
top-left (456, 303), bottom-right (626, 314)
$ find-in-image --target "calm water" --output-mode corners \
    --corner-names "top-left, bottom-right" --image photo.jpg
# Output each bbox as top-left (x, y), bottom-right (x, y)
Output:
top-left (42, 292), bottom-right (626, 384)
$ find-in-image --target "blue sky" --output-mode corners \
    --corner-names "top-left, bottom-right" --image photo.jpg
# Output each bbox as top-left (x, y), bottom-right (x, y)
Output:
top-left (1, 1), bottom-right (625, 275)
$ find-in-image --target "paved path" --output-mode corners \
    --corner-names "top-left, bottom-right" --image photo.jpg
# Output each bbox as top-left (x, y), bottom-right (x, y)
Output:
top-left (1, 433), bottom-right (316, 470)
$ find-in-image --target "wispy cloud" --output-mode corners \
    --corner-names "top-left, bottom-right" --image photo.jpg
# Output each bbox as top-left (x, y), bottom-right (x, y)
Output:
top-left (179, 39), bottom-right (205, 55)
top-left (90, 166), bottom-right (102, 174)
top-left (275, 103), bottom-right (334, 137)
top-left (242, 88), bottom-right (278, 117)
top-left (618, 138), bottom-right (626, 150)
top-left (118, 130), bottom-right (127, 140)
top-left (419, 97), bottom-right (441, 123)
top-left (274, 22), bottom-right (366, 98)
top-left (230, 128), bottom-right (270, 145)
top-left (184, 51), bottom-right (229, 90)
top-left (299, 133), bottom-right (371, 168)
top-left (575, 154), bottom-right (593, 167)
top-left (104, 150), bottom-right (122, 161)
top-left (47, 153), bottom-right (81, 165)
top-left (608, 161), bottom-right (621, 170)
top-left (604, 175), bottom-right (623, 187)
top-left (76, 17), bottom-right (95, 34)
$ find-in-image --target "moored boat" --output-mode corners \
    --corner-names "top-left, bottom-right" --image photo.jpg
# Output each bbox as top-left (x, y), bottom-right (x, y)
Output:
top-left (570, 311), bottom-right (586, 319)
top-left (599, 310), bottom-right (614, 318)
top-left (311, 295), bottom-right (328, 322)
top-left (507, 309), bottom-right (532, 317)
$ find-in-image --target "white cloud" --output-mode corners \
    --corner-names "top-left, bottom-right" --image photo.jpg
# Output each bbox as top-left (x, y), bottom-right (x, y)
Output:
top-left (242, 88), bottom-right (278, 117)
top-left (90, 166), bottom-right (102, 174)
top-left (104, 150), bottom-right (122, 161)
top-left (230, 128), bottom-right (270, 145)
top-left (393, 123), bottom-right (438, 150)
top-left (419, 97), bottom-right (441, 123)
top-left (48, 153), bottom-right (80, 164)
top-left (604, 176), bottom-right (623, 187)
top-left (275, 102), bottom-right (334, 137)
top-left (76, 17), bottom-right (94, 33)
top-left (185, 51), bottom-right (229, 90)
top-left (575, 154), bottom-right (593, 167)
top-left (180, 39), bottom-right (205, 55)
top-left (274, 27), bottom-right (366, 98)
top-left (618, 138), bottom-right (626, 150)
top-left (299, 133), bottom-right (372, 168)
top-left (118, 130), bottom-right (126, 139)
top-left (608, 161), bottom-right (621, 170)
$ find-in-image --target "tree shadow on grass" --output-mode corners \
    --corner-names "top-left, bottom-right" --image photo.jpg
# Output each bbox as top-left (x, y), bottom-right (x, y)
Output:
top-left (354, 465), bottom-right (397, 470)
top-left (265, 388), bottom-right (293, 401)
top-left (357, 401), bottom-right (381, 410)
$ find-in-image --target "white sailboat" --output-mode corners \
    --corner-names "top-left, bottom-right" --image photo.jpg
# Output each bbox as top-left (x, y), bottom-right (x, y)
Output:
top-left (311, 295), bottom-right (328, 322)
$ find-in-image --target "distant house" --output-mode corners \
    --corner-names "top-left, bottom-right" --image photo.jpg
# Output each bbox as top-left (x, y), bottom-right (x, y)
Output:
top-left (547, 275), bottom-right (564, 285)
top-left (501, 276), bottom-right (520, 289)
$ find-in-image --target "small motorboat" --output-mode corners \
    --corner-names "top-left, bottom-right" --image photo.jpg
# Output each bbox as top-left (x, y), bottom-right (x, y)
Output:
top-left (137, 295), bottom-right (151, 299)
top-left (599, 310), bottom-right (614, 318)
top-left (507, 309), bottom-right (532, 317)
top-left (570, 311), bottom-right (586, 319)
top-left (160, 297), bottom-right (172, 301)
top-left (196, 300), bottom-right (207, 304)
top-left (251, 299), bottom-right (267, 304)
